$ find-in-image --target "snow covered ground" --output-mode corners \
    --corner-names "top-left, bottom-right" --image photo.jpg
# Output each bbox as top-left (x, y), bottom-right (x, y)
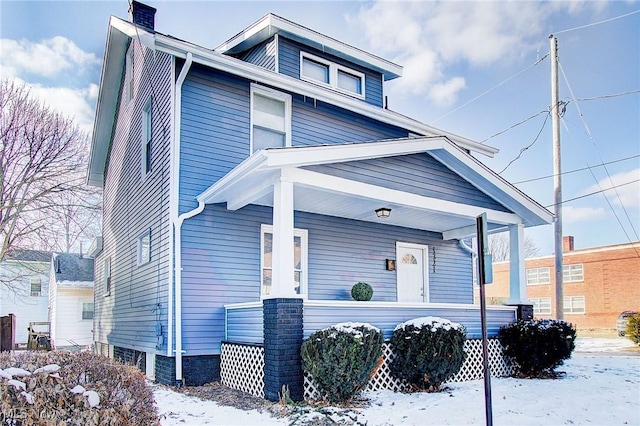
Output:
top-left (154, 338), bottom-right (639, 425)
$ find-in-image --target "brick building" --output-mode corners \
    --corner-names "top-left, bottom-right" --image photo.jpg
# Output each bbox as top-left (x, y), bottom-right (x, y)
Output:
top-left (483, 236), bottom-right (640, 331)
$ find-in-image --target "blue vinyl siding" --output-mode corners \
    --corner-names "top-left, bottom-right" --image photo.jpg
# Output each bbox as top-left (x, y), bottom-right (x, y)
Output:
top-left (94, 45), bottom-right (173, 355)
top-left (225, 305), bottom-right (263, 343)
top-left (179, 204), bottom-right (474, 355)
top-left (235, 37), bottom-right (276, 71)
top-left (278, 37), bottom-right (384, 107)
top-left (305, 153), bottom-right (511, 212)
top-left (303, 304), bottom-right (517, 340)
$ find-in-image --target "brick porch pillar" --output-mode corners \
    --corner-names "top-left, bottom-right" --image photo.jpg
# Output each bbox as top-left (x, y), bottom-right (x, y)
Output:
top-left (263, 298), bottom-right (304, 402)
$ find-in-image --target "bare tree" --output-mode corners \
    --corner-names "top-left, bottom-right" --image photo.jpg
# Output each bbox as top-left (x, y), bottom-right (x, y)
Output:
top-left (488, 232), bottom-right (540, 262)
top-left (0, 79), bottom-right (97, 285)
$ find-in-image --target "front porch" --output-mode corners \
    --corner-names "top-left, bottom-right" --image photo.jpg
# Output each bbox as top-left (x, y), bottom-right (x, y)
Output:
top-left (222, 299), bottom-right (523, 401)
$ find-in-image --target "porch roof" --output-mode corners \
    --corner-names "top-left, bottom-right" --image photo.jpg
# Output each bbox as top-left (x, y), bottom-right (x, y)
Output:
top-left (197, 137), bottom-right (553, 239)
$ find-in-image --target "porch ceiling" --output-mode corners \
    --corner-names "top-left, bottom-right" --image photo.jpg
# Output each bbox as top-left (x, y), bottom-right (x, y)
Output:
top-left (197, 137), bottom-right (553, 239)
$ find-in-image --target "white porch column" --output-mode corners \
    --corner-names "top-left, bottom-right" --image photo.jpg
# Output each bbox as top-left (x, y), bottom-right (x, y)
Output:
top-left (270, 170), bottom-right (297, 298)
top-left (509, 223), bottom-right (527, 303)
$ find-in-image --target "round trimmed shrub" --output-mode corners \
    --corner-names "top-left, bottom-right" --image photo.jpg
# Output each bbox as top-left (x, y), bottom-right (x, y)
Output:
top-left (351, 282), bottom-right (373, 301)
top-left (301, 322), bottom-right (383, 403)
top-left (390, 317), bottom-right (466, 392)
top-left (498, 319), bottom-right (576, 377)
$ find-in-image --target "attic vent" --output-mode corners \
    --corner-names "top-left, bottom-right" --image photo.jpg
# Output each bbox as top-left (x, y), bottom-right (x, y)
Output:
top-left (129, 1), bottom-right (156, 31)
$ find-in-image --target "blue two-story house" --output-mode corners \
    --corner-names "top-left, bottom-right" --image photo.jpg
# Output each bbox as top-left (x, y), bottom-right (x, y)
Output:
top-left (88, 2), bottom-right (552, 399)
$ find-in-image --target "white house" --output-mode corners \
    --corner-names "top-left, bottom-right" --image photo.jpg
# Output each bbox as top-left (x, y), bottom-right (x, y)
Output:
top-left (0, 250), bottom-right (51, 347)
top-left (48, 253), bottom-right (95, 349)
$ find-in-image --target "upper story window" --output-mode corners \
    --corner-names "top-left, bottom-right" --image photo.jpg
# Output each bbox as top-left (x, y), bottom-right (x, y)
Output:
top-left (250, 84), bottom-right (291, 153)
top-left (142, 97), bottom-right (153, 177)
top-left (126, 44), bottom-right (134, 103)
top-left (260, 224), bottom-right (308, 298)
top-left (104, 258), bottom-right (111, 296)
top-left (137, 229), bottom-right (151, 265)
top-left (526, 267), bottom-right (550, 285)
top-left (563, 264), bottom-right (584, 283)
top-left (30, 278), bottom-right (42, 297)
top-left (300, 52), bottom-right (365, 99)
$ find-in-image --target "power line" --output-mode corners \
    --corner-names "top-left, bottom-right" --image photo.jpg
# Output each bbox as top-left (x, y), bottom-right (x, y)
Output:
top-left (559, 61), bottom-right (640, 244)
top-left (481, 109), bottom-right (549, 143)
top-left (497, 113), bottom-right (550, 175)
top-left (553, 9), bottom-right (640, 34)
top-left (544, 178), bottom-right (639, 206)
top-left (513, 154), bottom-right (640, 184)
top-left (569, 89), bottom-right (640, 102)
top-left (430, 54), bottom-right (549, 125)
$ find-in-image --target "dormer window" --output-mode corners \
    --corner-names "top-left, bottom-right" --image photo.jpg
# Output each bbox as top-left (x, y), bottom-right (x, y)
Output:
top-left (300, 52), bottom-right (365, 99)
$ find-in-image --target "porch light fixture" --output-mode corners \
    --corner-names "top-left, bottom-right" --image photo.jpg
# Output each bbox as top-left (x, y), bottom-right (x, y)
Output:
top-left (375, 207), bottom-right (391, 218)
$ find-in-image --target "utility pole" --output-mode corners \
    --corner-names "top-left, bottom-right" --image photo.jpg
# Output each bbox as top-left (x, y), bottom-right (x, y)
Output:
top-left (550, 35), bottom-right (564, 320)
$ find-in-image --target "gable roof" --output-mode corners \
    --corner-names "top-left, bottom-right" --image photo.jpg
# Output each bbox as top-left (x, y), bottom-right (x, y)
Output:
top-left (197, 137), bottom-right (553, 238)
top-left (52, 253), bottom-right (94, 285)
top-left (88, 15), bottom-right (498, 186)
top-left (5, 250), bottom-right (52, 263)
top-left (215, 13), bottom-right (403, 81)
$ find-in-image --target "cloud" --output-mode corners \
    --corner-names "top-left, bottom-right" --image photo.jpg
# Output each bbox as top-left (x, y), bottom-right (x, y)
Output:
top-left (13, 77), bottom-right (98, 134)
top-left (349, 1), bottom-right (591, 106)
top-left (0, 36), bottom-right (101, 79)
top-left (563, 206), bottom-right (607, 223)
top-left (584, 168), bottom-right (640, 208)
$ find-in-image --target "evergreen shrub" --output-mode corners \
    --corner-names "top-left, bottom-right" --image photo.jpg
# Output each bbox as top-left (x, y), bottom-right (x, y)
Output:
top-left (498, 318), bottom-right (576, 377)
top-left (390, 317), bottom-right (466, 392)
top-left (301, 322), bottom-right (383, 403)
top-left (626, 314), bottom-right (640, 345)
top-left (351, 282), bottom-right (373, 301)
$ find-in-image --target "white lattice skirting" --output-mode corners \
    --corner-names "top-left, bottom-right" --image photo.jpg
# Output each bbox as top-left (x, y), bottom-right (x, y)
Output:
top-left (220, 342), bottom-right (265, 398)
top-left (221, 339), bottom-right (513, 401)
top-left (304, 338), bottom-right (514, 400)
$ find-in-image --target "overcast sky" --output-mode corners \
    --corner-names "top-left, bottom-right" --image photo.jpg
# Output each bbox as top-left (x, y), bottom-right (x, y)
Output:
top-left (1, 0), bottom-right (638, 256)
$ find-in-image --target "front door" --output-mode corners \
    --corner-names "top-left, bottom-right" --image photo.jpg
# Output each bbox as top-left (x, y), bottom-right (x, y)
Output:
top-left (396, 242), bottom-right (429, 302)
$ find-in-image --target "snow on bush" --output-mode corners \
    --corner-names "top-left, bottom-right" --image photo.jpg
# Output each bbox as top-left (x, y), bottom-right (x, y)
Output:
top-left (0, 351), bottom-right (159, 425)
top-left (301, 322), bottom-right (383, 403)
top-left (390, 316), bottom-right (466, 392)
top-left (626, 314), bottom-right (640, 345)
top-left (498, 318), bottom-right (576, 377)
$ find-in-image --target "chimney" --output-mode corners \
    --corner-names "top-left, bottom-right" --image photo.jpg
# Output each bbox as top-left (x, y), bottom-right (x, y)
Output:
top-left (129, 1), bottom-right (157, 31)
top-left (563, 236), bottom-right (574, 252)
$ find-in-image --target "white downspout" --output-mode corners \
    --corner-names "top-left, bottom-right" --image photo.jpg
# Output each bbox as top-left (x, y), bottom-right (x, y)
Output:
top-left (174, 200), bottom-right (204, 387)
top-left (170, 52), bottom-right (193, 386)
top-left (458, 238), bottom-right (478, 289)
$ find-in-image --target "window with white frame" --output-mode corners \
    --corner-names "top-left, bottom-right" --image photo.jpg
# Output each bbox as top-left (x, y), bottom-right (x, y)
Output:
top-left (104, 258), bottom-right (111, 296)
top-left (142, 97), bottom-right (152, 176)
top-left (126, 44), bottom-right (134, 103)
top-left (300, 52), bottom-right (365, 98)
top-left (250, 84), bottom-right (291, 153)
top-left (564, 296), bottom-right (585, 314)
top-left (526, 267), bottom-right (551, 285)
top-left (81, 302), bottom-right (94, 320)
top-left (30, 278), bottom-right (42, 297)
top-left (530, 297), bottom-right (552, 315)
top-left (261, 224), bottom-right (307, 297)
top-left (137, 229), bottom-right (151, 265)
top-left (563, 264), bottom-right (584, 283)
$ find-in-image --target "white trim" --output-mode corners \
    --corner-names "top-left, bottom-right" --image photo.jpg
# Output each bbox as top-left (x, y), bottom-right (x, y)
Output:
top-left (274, 34), bottom-right (280, 74)
top-left (289, 168), bottom-right (521, 226)
top-left (215, 13), bottom-right (402, 80)
top-left (224, 301), bottom-right (263, 310)
top-left (250, 83), bottom-right (292, 154)
top-left (141, 96), bottom-right (153, 179)
top-left (300, 51), bottom-right (366, 99)
top-left (396, 242), bottom-right (430, 303)
top-left (303, 299), bottom-right (519, 312)
top-left (261, 222), bottom-right (308, 297)
top-left (136, 228), bottom-right (151, 266)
